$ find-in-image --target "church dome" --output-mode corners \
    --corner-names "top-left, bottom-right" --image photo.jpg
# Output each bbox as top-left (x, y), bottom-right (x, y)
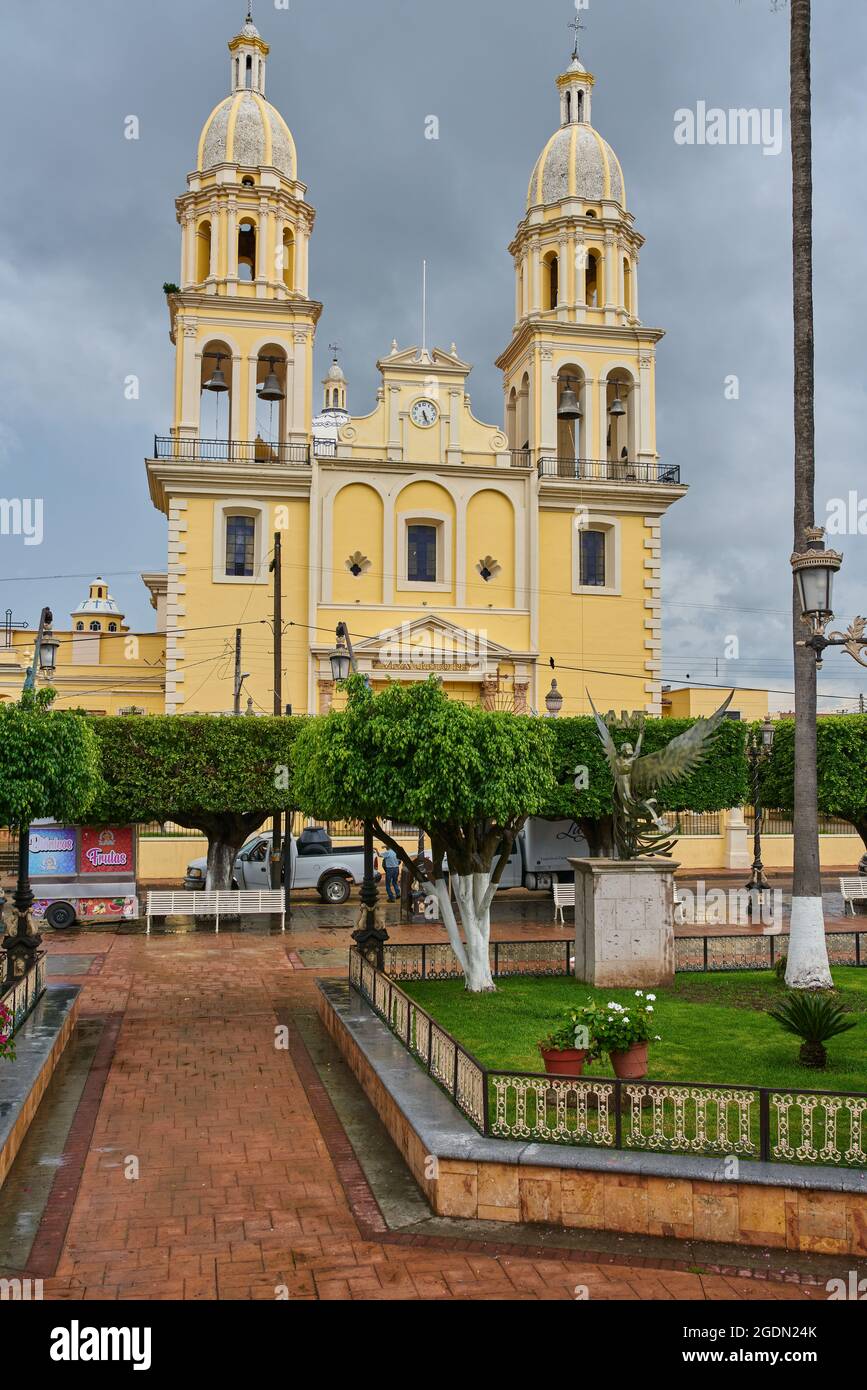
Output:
top-left (528, 122), bottom-right (625, 211)
top-left (197, 91), bottom-right (297, 180)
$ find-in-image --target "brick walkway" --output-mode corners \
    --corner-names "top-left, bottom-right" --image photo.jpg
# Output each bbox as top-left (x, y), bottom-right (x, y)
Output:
top-left (14, 925), bottom-right (832, 1302)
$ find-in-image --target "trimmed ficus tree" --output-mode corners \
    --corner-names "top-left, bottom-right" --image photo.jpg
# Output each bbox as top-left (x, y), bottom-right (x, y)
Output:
top-left (292, 676), bottom-right (555, 992)
top-left (0, 690), bottom-right (100, 830)
top-left (542, 712), bottom-right (750, 843)
top-left (90, 714), bottom-right (301, 890)
top-left (762, 716), bottom-right (867, 849)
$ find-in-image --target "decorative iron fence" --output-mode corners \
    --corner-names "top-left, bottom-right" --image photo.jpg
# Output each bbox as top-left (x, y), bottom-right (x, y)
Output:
top-left (379, 933), bottom-right (865, 981)
top-left (746, 807), bottom-right (855, 836)
top-left (349, 946), bottom-right (867, 1167)
top-left (153, 436), bottom-right (311, 466)
top-left (668, 811), bottom-right (721, 837)
top-left (0, 951), bottom-right (47, 1039)
top-left (538, 457), bottom-right (682, 486)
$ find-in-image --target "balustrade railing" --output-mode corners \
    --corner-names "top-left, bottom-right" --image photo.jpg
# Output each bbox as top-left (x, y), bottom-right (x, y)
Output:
top-left (538, 457), bottom-right (682, 485)
top-left (0, 951), bottom-right (47, 1039)
top-left (153, 436), bottom-right (311, 466)
top-left (349, 942), bottom-right (867, 1167)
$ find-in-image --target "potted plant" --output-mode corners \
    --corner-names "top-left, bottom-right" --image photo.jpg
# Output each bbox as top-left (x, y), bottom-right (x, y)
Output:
top-left (769, 991), bottom-right (856, 1069)
top-left (591, 991), bottom-right (660, 1079)
top-left (0, 999), bottom-right (15, 1063)
top-left (538, 1004), bottom-right (599, 1077)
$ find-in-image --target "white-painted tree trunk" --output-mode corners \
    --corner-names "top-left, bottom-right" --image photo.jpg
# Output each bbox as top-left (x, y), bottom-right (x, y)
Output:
top-left (206, 840), bottom-right (237, 892)
top-left (785, 896), bottom-right (833, 989)
top-left (430, 872), bottom-right (496, 992)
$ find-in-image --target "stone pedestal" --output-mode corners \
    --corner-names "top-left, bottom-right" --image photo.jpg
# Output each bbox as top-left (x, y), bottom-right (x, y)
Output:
top-left (723, 807), bottom-right (751, 870)
top-left (570, 858), bottom-right (678, 988)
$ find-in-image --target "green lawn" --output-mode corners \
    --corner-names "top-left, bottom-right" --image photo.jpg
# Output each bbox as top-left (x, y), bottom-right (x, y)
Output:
top-left (402, 968), bottom-right (867, 1095)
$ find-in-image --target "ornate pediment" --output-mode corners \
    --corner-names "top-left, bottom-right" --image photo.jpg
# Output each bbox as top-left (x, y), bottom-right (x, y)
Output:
top-left (352, 616), bottom-right (512, 674)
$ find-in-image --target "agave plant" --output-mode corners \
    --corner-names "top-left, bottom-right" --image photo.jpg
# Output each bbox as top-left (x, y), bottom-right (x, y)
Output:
top-left (769, 991), bottom-right (856, 1069)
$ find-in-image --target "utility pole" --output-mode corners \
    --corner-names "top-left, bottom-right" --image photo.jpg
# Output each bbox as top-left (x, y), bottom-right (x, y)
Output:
top-left (232, 628), bottom-right (248, 715)
top-left (269, 534), bottom-right (283, 890)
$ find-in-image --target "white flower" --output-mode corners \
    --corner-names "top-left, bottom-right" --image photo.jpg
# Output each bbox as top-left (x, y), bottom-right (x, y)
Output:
top-left (647, 994), bottom-right (656, 1002)
top-left (623, 1017), bottom-right (630, 1025)
top-left (606, 1002), bottom-right (617, 1010)
top-left (655, 1034), bottom-right (662, 1041)
top-left (646, 1006), bottom-right (654, 1013)
top-left (634, 989), bottom-right (643, 997)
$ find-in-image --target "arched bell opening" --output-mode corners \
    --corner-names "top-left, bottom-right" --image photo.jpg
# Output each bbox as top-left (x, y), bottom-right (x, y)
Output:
top-left (585, 250), bottom-right (602, 308)
top-left (543, 250), bottom-right (559, 311)
top-left (237, 219), bottom-right (257, 282)
top-left (606, 369), bottom-right (636, 466)
top-left (200, 339), bottom-right (233, 451)
top-left (556, 365), bottom-right (586, 463)
top-left (255, 345), bottom-right (288, 452)
top-left (195, 220), bottom-right (212, 285)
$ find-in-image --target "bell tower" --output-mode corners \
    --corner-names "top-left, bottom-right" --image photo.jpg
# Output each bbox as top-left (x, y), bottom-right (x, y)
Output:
top-left (167, 7), bottom-right (322, 451)
top-left (497, 27), bottom-right (660, 469)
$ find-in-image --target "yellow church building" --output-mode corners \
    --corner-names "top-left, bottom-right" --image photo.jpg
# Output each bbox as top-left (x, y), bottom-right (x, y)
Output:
top-left (145, 11), bottom-right (687, 718)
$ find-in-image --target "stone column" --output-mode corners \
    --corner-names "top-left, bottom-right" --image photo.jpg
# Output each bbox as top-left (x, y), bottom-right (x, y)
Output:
top-left (318, 678), bottom-right (335, 714)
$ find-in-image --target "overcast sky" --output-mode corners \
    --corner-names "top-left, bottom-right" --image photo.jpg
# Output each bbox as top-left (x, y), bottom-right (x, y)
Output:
top-left (1, 0), bottom-right (865, 709)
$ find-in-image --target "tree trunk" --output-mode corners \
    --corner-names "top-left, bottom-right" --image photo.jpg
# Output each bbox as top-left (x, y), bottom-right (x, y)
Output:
top-left (787, 0), bottom-right (832, 990)
top-left (206, 838), bottom-right (239, 892)
top-left (451, 873), bottom-right (496, 992)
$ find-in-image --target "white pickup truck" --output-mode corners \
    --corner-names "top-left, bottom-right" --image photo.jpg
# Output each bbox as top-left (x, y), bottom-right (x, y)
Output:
top-left (184, 827), bottom-right (378, 904)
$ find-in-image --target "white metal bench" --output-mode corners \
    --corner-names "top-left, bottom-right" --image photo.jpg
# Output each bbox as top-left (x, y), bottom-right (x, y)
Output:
top-left (553, 882), bottom-right (575, 924)
top-left (146, 889), bottom-right (286, 933)
top-left (839, 877), bottom-right (867, 916)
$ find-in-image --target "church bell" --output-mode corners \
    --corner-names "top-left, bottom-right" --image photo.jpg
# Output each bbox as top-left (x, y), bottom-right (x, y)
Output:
top-left (257, 357), bottom-right (285, 402)
top-left (557, 378), bottom-right (582, 421)
top-left (203, 354), bottom-right (229, 393)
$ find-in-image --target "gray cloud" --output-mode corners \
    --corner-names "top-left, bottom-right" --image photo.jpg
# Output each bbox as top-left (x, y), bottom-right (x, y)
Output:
top-left (0, 0), bottom-right (864, 707)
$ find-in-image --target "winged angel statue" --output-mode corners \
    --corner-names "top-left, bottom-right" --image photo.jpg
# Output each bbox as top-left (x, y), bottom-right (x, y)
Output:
top-left (589, 691), bottom-right (734, 860)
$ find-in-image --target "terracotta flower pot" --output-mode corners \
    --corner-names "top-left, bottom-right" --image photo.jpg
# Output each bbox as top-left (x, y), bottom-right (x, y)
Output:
top-left (539, 1047), bottom-right (589, 1077)
top-left (609, 1043), bottom-right (649, 1079)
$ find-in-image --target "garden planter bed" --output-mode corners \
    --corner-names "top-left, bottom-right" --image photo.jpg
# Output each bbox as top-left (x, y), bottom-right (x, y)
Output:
top-left (319, 977), bottom-right (867, 1256)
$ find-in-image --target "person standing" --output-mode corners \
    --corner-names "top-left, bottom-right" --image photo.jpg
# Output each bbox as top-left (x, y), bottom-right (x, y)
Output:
top-left (382, 847), bottom-right (400, 902)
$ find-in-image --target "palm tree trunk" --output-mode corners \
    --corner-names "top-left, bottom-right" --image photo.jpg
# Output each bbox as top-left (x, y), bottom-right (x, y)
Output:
top-left (787, 0), bottom-right (832, 988)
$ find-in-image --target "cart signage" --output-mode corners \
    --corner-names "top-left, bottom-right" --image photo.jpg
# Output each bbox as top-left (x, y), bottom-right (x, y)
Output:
top-left (28, 827), bottom-right (77, 878)
top-left (79, 826), bottom-right (135, 875)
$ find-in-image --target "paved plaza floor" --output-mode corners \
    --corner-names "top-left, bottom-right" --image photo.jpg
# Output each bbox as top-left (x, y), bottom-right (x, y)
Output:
top-left (0, 916), bottom-right (857, 1302)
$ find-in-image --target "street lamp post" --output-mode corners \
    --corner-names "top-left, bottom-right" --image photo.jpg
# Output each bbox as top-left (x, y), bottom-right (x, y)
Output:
top-left (3, 608), bottom-right (57, 972)
top-left (745, 716), bottom-right (775, 922)
top-left (329, 623), bottom-right (386, 966)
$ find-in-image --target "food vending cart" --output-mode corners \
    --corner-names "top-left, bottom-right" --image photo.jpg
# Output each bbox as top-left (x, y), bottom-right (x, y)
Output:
top-left (28, 822), bottom-right (139, 929)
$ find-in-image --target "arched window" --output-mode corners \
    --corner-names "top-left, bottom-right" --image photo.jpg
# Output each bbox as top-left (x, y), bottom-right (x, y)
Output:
top-left (196, 221), bottom-right (211, 284)
top-left (545, 253), bottom-right (559, 310)
top-left (585, 252), bottom-right (600, 307)
top-left (623, 258), bottom-right (632, 314)
top-left (89, 621), bottom-right (100, 632)
top-left (576, 91), bottom-right (584, 122)
top-left (76, 622), bottom-right (84, 632)
top-left (238, 221), bottom-right (256, 281)
top-left (108, 622), bottom-right (117, 633)
top-left (565, 92), bottom-right (572, 123)
top-left (225, 515), bottom-right (257, 577)
top-left (245, 55), bottom-right (253, 89)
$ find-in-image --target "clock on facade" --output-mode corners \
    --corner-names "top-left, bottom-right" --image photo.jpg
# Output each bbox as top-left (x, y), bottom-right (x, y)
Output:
top-left (410, 398), bottom-right (439, 428)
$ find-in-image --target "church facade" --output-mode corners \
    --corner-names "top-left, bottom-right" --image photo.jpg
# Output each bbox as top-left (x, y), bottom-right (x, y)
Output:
top-left (145, 11), bottom-right (687, 718)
